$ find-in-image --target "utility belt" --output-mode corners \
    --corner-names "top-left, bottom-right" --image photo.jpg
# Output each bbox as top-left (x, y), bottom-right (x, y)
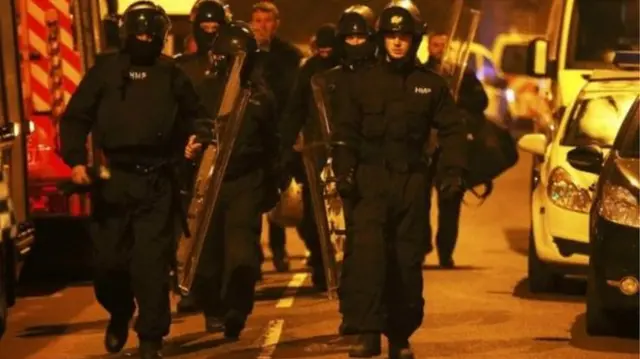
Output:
top-left (106, 155), bottom-right (191, 236)
top-left (359, 157), bottom-right (427, 173)
top-left (108, 160), bottom-right (172, 175)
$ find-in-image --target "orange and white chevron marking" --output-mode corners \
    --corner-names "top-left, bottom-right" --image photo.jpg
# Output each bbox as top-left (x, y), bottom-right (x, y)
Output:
top-left (25, 0), bottom-right (81, 112)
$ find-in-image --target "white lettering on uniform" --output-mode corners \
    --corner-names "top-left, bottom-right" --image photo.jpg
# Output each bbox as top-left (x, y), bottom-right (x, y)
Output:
top-left (129, 71), bottom-right (147, 80)
top-left (414, 87), bottom-right (431, 95)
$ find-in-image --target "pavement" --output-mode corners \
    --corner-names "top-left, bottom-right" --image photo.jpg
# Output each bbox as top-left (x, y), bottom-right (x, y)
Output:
top-left (0, 149), bottom-right (638, 359)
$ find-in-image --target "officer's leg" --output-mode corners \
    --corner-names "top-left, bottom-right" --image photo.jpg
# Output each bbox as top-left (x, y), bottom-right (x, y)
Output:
top-left (221, 170), bottom-right (264, 339)
top-left (435, 191), bottom-right (464, 267)
top-left (297, 179), bottom-right (325, 290)
top-left (193, 207), bottom-right (226, 333)
top-left (384, 171), bottom-right (429, 359)
top-left (343, 165), bottom-right (388, 357)
top-left (268, 218), bottom-right (289, 271)
top-left (338, 197), bottom-right (356, 335)
top-left (90, 200), bottom-right (136, 354)
top-left (130, 186), bottom-right (174, 352)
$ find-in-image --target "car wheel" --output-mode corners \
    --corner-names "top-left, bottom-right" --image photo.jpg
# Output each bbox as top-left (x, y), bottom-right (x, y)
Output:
top-left (528, 229), bottom-right (561, 293)
top-left (586, 267), bottom-right (618, 336)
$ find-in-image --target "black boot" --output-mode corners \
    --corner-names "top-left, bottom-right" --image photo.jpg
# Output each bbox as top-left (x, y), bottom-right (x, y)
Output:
top-left (272, 254), bottom-right (290, 272)
top-left (204, 315), bottom-right (225, 333)
top-left (348, 333), bottom-right (381, 358)
top-left (439, 257), bottom-right (455, 269)
top-left (176, 294), bottom-right (200, 314)
top-left (389, 339), bottom-right (415, 359)
top-left (311, 271), bottom-right (327, 292)
top-left (104, 316), bottom-right (129, 354)
top-left (223, 310), bottom-right (247, 340)
top-left (139, 339), bottom-right (163, 359)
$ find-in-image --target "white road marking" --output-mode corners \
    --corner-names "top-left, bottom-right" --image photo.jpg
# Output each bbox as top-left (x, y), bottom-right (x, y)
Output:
top-left (22, 292), bottom-right (64, 300)
top-left (275, 273), bottom-right (308, 308)
top-left (257, 319), bottom-right (284, 359)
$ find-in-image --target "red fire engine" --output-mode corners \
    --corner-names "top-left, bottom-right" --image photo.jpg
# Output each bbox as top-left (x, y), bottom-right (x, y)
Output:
top-left (18, 0), bottom-right (116, 219)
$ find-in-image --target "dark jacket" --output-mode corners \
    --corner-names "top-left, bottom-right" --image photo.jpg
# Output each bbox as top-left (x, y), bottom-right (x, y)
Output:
top-left (60, 52), bottom-right (212, 167)
top-left (176, 53), bottom-right (280, 179)
top-left (331, 61), bottom-right (468, 177)
top-left (258, 37), bottom-right (303, 117)
top-left (279, 54), bottom-right (339, 152)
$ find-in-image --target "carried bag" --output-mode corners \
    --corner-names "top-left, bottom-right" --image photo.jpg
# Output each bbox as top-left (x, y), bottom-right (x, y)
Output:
top-left (465, 114), bottom-right (519, 201)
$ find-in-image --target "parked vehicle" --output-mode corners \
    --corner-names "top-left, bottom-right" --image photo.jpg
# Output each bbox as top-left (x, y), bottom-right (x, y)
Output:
top-left (566, 97), bottom-right (639, 336)
top-left (518, 69), bottom-right (638, 293)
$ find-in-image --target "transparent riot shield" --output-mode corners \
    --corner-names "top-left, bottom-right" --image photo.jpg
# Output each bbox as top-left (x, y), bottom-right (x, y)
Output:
top-left (300, 73), bottom-right (346, 299)
top-left (176, 52), bottom-right (251, 295)
top-left (440, 4), bottom-right (482, 100)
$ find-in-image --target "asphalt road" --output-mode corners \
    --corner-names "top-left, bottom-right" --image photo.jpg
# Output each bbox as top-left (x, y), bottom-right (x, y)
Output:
top-left (0, 149), bottom-right (638, 359)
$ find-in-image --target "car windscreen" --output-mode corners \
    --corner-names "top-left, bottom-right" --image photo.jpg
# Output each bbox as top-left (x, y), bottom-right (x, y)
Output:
top-left (561, 93), bottom-right (636, 148)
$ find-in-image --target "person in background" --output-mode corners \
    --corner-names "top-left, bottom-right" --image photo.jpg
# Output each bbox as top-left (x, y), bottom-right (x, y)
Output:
top-left (250, 1), bottom-right (303, 272)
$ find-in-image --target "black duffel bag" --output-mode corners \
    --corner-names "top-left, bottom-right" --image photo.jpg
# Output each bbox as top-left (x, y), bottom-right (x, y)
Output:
top-left (464, 113), bottom-right (519, 200)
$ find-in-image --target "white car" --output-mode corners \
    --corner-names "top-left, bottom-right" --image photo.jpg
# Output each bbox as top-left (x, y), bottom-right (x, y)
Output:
top-left (518, 70), bottom-right (638, 293)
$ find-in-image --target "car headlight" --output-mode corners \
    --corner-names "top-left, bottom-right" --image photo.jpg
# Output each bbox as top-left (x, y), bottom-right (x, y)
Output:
top-left (547, 167), bottom-right (592, 213)
top-left (598, 182), bottom-right (640, 228)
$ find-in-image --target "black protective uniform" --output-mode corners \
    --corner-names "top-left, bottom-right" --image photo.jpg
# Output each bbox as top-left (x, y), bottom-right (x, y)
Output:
top-left (331, 2), bottom-right (467, 358)
top-left (58, 2), bottom-right (212, 358)
top-left (172, 0), bottom-right (229, 315)
top-left (278, 24), bottom-right (340, 288)
top-left (317, 4), bottom-right (379, 335)
top-left (189, 21), bottom-right (280, 339)
top-left (258, 35), bottom-right (303, 270)
top-left (424, 58), bottom-right (489, 267)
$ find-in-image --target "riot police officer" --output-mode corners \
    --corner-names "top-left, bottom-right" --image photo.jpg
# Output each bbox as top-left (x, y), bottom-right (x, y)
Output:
top-left (331, 1), bottom-right (468, 358)
top-left (424, 31), bottom-right (489, 268)
top-left (59, 2), bottom-right (212, 358)
top-left (189, 20), bottom-right (281, 340)
top-left (173, 0), bottom-right (229, 316)
top-left (320, 4), bottom-right (379, 335)
top-left (279, 23), bottom-right (340, 290)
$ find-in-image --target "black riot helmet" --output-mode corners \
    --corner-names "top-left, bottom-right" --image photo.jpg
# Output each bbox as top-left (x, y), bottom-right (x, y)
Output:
top-left (377, 0), bottom-right (426, 61)
top-left (336, 5), bottom-right (377, 67)
top-left (209, 21), bottom-right (258, 84)
top-left (314, 23), bottom-right (338, 50)
top-left (120, 1), bottom-right (171, 63)
top-left (378, 0), bottom-right (425, 37)
top-left (337, 5), bottom-right (375, 38)
top-left (190, 0), bottom-right (230, 53)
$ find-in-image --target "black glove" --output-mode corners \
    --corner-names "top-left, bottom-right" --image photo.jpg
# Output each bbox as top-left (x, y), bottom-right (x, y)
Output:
top-left (438, 169), bottom-right (465, 200)
top-left (336, 168), bottom-right (356, 199)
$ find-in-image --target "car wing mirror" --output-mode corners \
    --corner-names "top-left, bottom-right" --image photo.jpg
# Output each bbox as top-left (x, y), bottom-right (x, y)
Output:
top-left (567, 145), bottom-right (604, 175)
top-left (518, 133), bottom-right (548, 156)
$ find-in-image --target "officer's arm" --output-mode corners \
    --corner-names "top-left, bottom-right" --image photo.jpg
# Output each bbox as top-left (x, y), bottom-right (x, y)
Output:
top-left (430, 79), bottom-right (468, 172)
top-left (331, 78), bottom-right (360, 178)
top-left (173, 67), bottom-right (214, 143)
top-left (59, 64), bottom-right (103, 167)
top-left (279, 64), bottom-right (312, 152)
